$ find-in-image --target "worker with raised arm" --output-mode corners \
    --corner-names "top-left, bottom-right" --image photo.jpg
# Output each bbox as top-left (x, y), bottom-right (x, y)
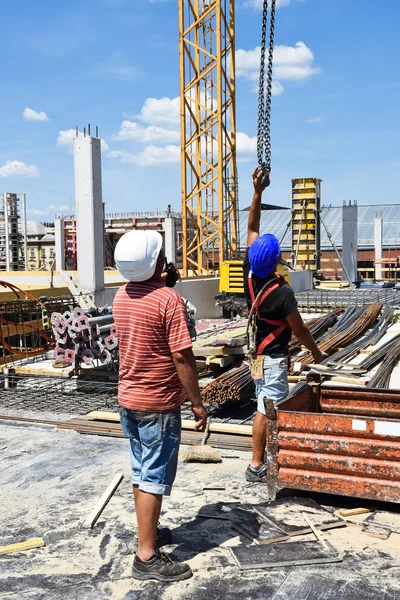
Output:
top-left (244, 168), bottom-right (323, 483)
top-left (113, 230), bottom-right (207, 582)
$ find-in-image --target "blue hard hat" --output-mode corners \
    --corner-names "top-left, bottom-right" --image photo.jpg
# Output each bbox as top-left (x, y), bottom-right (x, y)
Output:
top-left (248, 234), bottom-right (281, 278)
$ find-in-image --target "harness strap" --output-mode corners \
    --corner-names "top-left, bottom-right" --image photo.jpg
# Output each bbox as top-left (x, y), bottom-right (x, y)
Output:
top-left (248, 270), bottom-right (290, 355)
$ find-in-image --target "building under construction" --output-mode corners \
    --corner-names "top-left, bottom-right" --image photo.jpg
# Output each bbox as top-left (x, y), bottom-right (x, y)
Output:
top-left (1, 1), bottom-right (400, 595)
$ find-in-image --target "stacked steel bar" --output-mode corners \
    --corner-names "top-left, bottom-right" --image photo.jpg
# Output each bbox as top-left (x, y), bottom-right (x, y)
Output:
top-left (202, 364), bottom-right (254, 405)
top-left (51, 308), bottom-right (117, 366)
top-left (359, 334), bottom-right (400, 372)
top-left (290, 303), bottom-right (383, 373)
top-left (289, 310), bottom-right (342, 351)
top-left (327, 305), bottom-right (396, 365)
top-left (368, 337), bottom-right (400, 388)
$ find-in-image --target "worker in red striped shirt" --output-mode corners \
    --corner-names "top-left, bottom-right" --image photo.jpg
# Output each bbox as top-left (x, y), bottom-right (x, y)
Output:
top-left (113, 230), bottom-right (207, 583)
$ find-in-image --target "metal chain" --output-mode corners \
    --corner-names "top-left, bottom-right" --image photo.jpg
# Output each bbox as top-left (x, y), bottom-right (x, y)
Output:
top-left (257, 0), bottom-right (276, 174)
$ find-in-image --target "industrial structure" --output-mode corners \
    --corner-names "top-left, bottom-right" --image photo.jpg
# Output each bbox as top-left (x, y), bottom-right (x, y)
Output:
top-left (0, 193), bottom-right (27, 271)
top-left (179, 0), bottom-right (238, 276)
top-left (291, 178), bottom-right (321, 272)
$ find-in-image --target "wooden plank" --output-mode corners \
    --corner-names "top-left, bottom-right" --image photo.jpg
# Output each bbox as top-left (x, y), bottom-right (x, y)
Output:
top-left (0, 538), bottom-right (45, 555)
top-left (302, 513), bottom-right (329, 550)
top-left (196, 327), bottom-right (247, 347)
top-left (206, 355), bottom-right (236, 367)
top-left (82, 473), bottom-right (124, 529)
top-left (83, 412), bottom-right (253, 436)
top-left (192, 345), bottom-right (246, 357)
top-left (337, 507), bottom-right (373, 517)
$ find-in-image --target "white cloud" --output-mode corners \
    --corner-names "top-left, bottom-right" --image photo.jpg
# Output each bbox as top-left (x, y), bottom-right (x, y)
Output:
top-left (23, 107), bottom-right (49, 122)
top-left (274, 42), bottom-right (321, 80)
top-left (28, 204), bottom-right (71, 216)
top-left (237, 132), bottom-right (257, 154)
top-left (272, 81), bottom-right (285, 96)
top-left (57, 129), bottom-right (111, 154)
top-left (236, 41), bottom-right (320, 95)
top-left (307, 115), bottom-right (325, 123)
top-left (136, 96), bottom-right (180, 128)
top-left (112, 120), bottom-right (180, 143)
top-left (57, 129), bottom-right (76, 149)
top-left (0, 160), bottom-right (39, 178)
top-left (110, 145), bottom-right (180, 167)
top-left (27, 208), bottom-right (48, 215)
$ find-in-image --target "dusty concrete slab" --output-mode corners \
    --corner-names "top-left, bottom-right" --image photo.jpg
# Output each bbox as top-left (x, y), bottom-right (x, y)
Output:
top-left (1, 421), bottom-right (400, 600)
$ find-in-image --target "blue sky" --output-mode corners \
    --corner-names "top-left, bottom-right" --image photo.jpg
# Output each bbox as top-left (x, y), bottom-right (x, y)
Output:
top-left (1, 0), bottom-right (399, 218)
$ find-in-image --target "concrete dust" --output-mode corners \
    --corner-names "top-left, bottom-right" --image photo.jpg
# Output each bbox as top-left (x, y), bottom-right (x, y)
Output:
top-left (1, 420), bottom-right (400, 599)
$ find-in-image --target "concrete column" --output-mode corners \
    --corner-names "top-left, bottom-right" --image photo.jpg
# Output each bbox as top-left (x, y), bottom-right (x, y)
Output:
top-left (164, 216), bottom-right (176, 264)
top-left (375, 215), bottom-right (383, 280)
top-left (54, 217), bottom-right (65, 271)
top-left (74, 134), bottom-right (104, 293)
top-left (342, 201), bottom-right (358, 283)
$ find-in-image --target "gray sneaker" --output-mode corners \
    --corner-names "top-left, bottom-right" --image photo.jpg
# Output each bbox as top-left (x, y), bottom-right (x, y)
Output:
top-left (133, 527), bottom-right (172, 553)
top-left (132, 549), bottom-right (193, 582)
top-left (245, 463), bottom-right (268, 483)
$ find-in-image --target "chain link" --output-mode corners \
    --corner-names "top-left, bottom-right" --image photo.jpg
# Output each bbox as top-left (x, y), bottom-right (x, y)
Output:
top-left (257, 0), bottom-right (276, 173)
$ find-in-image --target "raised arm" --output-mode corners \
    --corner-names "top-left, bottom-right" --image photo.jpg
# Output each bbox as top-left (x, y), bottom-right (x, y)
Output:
top-left (247, 167), bottom-right (270, 248)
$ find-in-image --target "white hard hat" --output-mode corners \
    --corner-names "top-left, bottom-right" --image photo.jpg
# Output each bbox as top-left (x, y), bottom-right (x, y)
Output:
top-left (114, 230), bottom-right (163, 282)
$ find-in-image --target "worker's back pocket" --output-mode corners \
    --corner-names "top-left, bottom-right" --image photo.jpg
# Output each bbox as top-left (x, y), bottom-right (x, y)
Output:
top-left (136, 412), bottom-right (163, 449)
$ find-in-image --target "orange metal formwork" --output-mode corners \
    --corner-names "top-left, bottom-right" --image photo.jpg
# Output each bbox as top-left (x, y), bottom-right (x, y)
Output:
top-left (265, 384), bottom-right (400, 504)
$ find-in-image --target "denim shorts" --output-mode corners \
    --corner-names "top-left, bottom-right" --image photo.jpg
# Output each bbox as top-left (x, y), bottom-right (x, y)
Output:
top-left (118, 407), bottom-right (181, 496)
top-left (255, 354), bottom-right (289, 414)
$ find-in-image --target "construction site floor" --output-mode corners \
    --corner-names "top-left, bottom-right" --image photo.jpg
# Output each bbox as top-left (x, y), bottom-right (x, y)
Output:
top-left (1, 420), bottom-right (400, 600)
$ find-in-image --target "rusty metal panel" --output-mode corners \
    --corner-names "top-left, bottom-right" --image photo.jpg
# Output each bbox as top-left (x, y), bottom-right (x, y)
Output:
top-left (275, 387), bottom-right (400, 504)
top-left (320, 387), bottom-right (400, 418)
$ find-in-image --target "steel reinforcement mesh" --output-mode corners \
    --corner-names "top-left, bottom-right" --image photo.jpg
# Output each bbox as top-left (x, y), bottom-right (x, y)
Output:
top-left (0, 375), bottom-right (257, 425)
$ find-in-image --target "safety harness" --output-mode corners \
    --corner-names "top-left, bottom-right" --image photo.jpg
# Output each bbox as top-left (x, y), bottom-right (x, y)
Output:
top-left (247, 271), bottom-right (290, 356)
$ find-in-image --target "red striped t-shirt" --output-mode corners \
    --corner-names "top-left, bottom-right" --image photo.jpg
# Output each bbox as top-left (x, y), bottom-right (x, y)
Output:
top-left (113, 280), bottom-right (192, 412)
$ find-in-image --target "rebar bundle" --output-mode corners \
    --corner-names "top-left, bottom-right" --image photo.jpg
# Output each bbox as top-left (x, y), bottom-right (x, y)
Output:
top-left (368, 337), bottom-right (400, 388)
top-left (327, 305), bottom-right (396, 365)
top-left (359, 334), bottom-right (400, 372)
top-left (51, 307), bottom-right (117, 366)
top-left (289, 310), bottom-right (342, 351)
top-left (201, 364), bottom-right (254, 405)
top-left (290, 303), bottom-right (383, 372)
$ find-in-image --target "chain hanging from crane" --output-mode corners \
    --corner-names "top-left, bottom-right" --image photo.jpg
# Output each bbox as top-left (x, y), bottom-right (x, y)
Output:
top-left (257, 0), bottom-right (277, 187)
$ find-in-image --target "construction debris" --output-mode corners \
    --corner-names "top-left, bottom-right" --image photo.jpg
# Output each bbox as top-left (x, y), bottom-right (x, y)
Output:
top-left (0, 538), bottom-right (45, 556)
top-left (82, 472), bottom-right (124, 529)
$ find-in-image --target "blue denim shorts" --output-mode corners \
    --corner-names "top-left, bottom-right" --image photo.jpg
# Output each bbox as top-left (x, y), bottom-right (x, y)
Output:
top-left (255, 354), bottom-right (289, 414)
top-left (118, 407), bottom-right (181, 496)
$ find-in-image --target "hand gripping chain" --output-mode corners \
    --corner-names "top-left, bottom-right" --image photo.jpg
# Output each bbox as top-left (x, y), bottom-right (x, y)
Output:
top-left (257, 0), bottom-right (276, 187)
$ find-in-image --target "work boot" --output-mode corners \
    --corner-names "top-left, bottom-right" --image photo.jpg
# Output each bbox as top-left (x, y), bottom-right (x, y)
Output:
top-left (245, 463), bottom-right (267, 483)
top-left (133, 527), bottom-right (172, 553)
top-left (132, 549), bottom-right (193, 582)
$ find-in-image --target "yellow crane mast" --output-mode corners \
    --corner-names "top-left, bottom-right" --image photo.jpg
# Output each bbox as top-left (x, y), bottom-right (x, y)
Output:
top-left (179, 0), bottom-right (238, 277)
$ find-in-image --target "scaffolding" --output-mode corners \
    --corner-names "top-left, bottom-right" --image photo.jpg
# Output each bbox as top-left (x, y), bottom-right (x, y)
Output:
top-left (179, 0), bottom-right (238, 276)
top-left (0, 193), bottom-right (28, 271)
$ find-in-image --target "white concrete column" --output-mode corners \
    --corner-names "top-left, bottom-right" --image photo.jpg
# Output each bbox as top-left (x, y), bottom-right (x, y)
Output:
top-left (164, 216), bottom-right (176, 264)
top-left (342, 201), bottom-right (358, 283)
top-left (375, 215), bottom-right (383, 280)
top-left (74, 134), bottom-right (104, 293)
top-left (54, 217), bottom-right (65, 271)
